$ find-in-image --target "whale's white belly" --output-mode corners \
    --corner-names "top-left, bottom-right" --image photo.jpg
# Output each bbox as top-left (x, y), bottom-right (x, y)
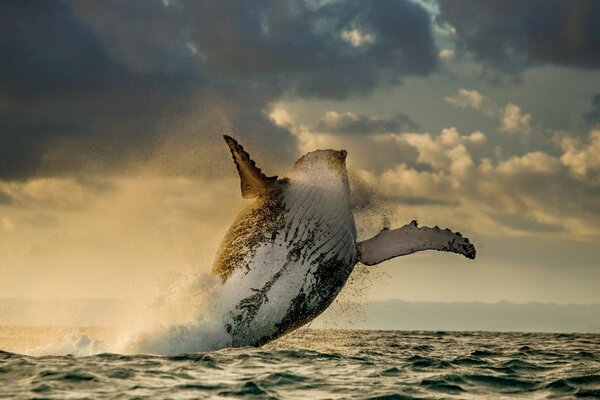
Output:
top-left (218, 181), bottom-right (356, 346)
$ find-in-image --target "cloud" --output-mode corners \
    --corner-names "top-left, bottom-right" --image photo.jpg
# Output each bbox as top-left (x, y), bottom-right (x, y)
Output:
top-left (446, 89), bottom-right (532, 134)
top-left (500, 103), bottom-right (532, 134)
top-left (268, 101), bottom-right (600, 238)
top-left (495, 151), bottom-right (561, 176)
top-left (291, 108), bottom-right (600, 237)
top-left (340, 28), bottom-right (375, 47)
top-left (0, 0), bottom-right (438, 181)
top-left (584, 94), bottom-right (600, 126)
top-left (277, 108), bottom-right (422, 173)
top-left (438, 49), bottom-right (455, 59)
top-left (369, 141), bottom-right (600, 237)
top-left (0, 177), bottom-right (106, 212)
top-left (438, 0), bottom-right (600, 74)
top-left (445, 89), bottom-right (495, 115)
top-left (402, 127), bottom-right (484, 177)
top-left (471, 150), bottom-right (600, 237)
top-left (293, 128), bottom-right (419, 174)
top-left (182, 0), bottom-right (438, 96)
top-left (0, 191), bottom-right (13, 205)
top-left (315, 111), bottom-right (419, 135)
top-left (560, 129), bottom-right (600, 178)
top-left (0, 1), bottom-right (203, 180)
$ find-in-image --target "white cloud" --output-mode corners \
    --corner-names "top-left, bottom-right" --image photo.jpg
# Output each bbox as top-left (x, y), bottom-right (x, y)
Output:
top-left (379, 163), bottom-right (449, 200)
top-left (269, 105), bottom-right (295, 127)
top-left (280, 108), bottom-right (600, 238)
top-left (446, 89), bottom-right (533, 134)
top-left (368, 145), bottom-right (600, 237)
top-left (495, 151), bottom-right (561, 175)
top-left (402, 127), bottom-right (483, 179)
top-left (560, 129), bottom-right (600, 178)
top-left (438, 48), bottom-right (455, 59)
top-left (469, 131), bottom-right (487, 144)
top-left (340, 28), bottom-right (375, 47)
top-left (445, 89), bottom-right (486, 110)
top-left (320, 111), bottom-right (356, 127)
top-left (500, 102), bottom-right (532, 134)
top-left (314, 110), bottom-right (418, 135)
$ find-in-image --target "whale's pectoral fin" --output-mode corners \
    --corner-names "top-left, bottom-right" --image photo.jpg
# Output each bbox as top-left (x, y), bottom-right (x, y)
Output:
top-left (356, 220), bottom-right (476, 266)
top-left (224, 135), bottom-right (280, 198)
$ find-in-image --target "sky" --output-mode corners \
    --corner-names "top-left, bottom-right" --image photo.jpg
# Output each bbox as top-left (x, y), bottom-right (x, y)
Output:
top-left (1, 0), bottom-right (599, 305)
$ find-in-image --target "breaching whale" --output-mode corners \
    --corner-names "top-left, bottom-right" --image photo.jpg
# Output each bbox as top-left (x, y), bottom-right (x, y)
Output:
top-left (214, 136), bottom-right (475, 347)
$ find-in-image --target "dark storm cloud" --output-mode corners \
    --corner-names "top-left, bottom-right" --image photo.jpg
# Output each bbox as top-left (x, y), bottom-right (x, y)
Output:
top-left (584, 94), bottom-right (600, 126)
top-left (0, 1), bottom-right (201, 179)
top-left (0, 0), bottom-right (437, 180)
top-left (0, 1), bottom-right (118, 101)
top-left (438, 0), bottom-right (600, 74)
top-left (316, 112), bottom-right (419, 135)
top-left (182, 0), bottom-right (437, 98)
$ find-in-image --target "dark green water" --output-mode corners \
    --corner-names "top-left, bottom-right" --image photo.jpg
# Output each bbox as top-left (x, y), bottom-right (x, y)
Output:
top-left (1, 330), bottom-right (599, 399)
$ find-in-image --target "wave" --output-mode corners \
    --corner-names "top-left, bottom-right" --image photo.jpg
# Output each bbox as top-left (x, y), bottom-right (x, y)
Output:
top-left (1, 331), bottom-right (599, 399)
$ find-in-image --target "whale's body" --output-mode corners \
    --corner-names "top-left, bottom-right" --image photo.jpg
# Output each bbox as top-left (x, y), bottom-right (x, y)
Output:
top-left (213, 136), bottom-right (475, 347)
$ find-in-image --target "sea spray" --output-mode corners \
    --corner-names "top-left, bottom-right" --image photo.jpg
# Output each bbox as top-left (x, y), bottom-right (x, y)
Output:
top-left (26, 332), bottom-right (108, 357)
top-left (118, 272), bottom-right (230, 354)
top-left (25, 271), bottom-right (232, 356)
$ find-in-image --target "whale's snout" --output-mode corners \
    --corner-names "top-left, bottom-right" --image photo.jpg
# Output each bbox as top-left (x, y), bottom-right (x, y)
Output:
top-left (292, 148), bottom-right (348, 174)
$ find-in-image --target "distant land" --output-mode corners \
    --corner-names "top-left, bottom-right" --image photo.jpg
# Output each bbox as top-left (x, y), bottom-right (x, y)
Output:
top-left (1, 298), bottom-right (599, 333)
top-left (315, 300), bottom-right (600, 333)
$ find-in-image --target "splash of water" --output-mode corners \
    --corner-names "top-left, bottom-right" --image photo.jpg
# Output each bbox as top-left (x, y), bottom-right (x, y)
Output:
top-left (26, 272), bottom-right (232, 356)
top-left (117, 272), bottom-right (229, 354)
top-left (27, 333), bottom-right (107, 357)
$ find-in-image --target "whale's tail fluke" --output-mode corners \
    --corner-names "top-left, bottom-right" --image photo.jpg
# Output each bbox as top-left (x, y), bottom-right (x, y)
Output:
top-left (356, 220), bottom-right (476, 265)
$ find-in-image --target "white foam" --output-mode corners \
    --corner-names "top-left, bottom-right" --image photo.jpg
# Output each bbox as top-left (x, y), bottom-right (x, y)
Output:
top-left (27, 333), bottom-right (107, 357)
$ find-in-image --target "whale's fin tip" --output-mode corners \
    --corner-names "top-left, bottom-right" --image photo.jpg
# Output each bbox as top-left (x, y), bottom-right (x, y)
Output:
top-left (356, 221), bottom-right (476, 265)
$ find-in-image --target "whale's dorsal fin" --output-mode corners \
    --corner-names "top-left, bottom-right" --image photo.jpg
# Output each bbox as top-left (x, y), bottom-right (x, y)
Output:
top-left (224, 135), bottom-right (279, 199)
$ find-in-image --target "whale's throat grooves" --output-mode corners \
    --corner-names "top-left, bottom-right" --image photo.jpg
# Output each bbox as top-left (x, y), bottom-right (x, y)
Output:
top-left (212, 189), bottom-right (287, 282)
top-left (214, 172), bottom-right (356, 347)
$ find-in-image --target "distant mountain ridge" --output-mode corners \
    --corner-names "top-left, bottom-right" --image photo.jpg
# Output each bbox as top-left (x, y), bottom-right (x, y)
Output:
top-left (314, 299), bottom-right (600, 333)
top-left (1, 298), bottom-right (599, 333)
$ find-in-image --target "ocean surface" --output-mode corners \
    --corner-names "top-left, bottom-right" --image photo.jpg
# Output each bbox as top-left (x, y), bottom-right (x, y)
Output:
top-left (1, 329), bottom-right (599, 399)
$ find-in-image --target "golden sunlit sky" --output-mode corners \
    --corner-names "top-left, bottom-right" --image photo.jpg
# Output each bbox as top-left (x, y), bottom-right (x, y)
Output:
top-left (1, 0), bottom-right (599, 305)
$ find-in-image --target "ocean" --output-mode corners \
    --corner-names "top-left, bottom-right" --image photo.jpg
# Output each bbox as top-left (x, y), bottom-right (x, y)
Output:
top-left (1, 329), bottom-right (599, 399)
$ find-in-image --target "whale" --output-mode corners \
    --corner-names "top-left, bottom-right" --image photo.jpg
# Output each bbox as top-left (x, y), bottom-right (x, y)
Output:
top-left (214, 136), bottom-right (475, 347)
